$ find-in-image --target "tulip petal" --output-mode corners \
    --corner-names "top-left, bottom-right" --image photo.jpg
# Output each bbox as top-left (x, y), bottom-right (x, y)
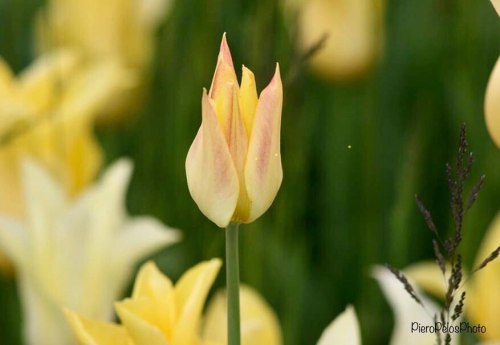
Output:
top-left (468, 213), bottom-right (500, 341)
top-left (244, 65), bottom-right (283, 223)
top-left (65, 309), bottom-right (133, 345)
top-left (491, 0), bottom-right (500, 16)
top-left (115, 300), bottom-right (169, 345)
top-left (186, 91), bottom-right (239, 227)
top-left (131, 261), bottom-right (177, 337)
top-left (372, 266), bottom-right (449, 345)
top-left (316, 305), bottom-right (361, 345)
top-left (0, 218), bottom-right (29, 268)
top-left (239, 66), bottom-right (258, 136)
top-left (173, 258), bottom-right (222, 343)
top-left (485, 56), bottom-right (500, 148)
top-left (209, 34), bottom-right (238, 136)
top-left (202, 285), bottom-right (283, 345)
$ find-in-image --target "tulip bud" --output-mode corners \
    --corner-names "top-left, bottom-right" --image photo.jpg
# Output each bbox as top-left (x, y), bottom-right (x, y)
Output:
top-left (485, 57), bottom-right (500, 148)
top-left (186, 35), bottom-right (283, 228)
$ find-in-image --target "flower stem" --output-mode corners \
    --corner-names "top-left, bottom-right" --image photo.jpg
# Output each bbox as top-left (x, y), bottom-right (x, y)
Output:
top-left (226, 222), bottom-right (240, 345)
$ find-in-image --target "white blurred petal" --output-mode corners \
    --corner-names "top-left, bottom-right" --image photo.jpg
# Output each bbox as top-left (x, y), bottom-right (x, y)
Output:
top-left (316, 305), bottom-right (361, 345)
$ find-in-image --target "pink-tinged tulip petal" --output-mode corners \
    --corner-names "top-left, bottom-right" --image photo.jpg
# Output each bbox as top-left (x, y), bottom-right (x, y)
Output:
top-left (186, 90), bottom-right (239, 228)
top-left (239, 66), bottom-right (258, 136)
top-left (244, 65), bottom-right (283, 223)
top-left (485, 56), bottom-right (500, 148)
top-left (209, 34), bottom-right (238, 136)
top-left (492, 0), bottom-right (500, 16)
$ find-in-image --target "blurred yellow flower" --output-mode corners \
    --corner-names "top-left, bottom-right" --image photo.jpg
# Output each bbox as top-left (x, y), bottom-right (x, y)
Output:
top-left (66, 260), bottom-right (283, 345)
top-left (0, 50), bottom-right (129, 273)
top-left (0, 159), bottom-right (180, 345)
top-left (316, 305), bottom-right (361, 345)
top-left (36, 0), bottom-right (172, 124)
top-left (291, 0), bottom-right (385, 81)
top-left (186, 35), bottom-right (283, 227)
top-left (405, 214), bottom-right (500, 343)
top-left (485, 56), bottom-right (500, 148)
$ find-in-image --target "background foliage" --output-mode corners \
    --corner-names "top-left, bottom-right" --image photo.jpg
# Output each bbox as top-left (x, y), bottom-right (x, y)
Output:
top-left (1, 0), bottom-right (499, 344)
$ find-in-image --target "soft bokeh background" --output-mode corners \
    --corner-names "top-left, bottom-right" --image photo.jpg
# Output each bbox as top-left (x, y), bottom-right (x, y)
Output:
top-left (1, 0), bottom-right (499, 344)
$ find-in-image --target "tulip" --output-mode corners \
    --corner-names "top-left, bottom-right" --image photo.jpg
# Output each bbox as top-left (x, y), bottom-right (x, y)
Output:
top-left (0, 50), bottom-right (130, 273)
top-left (294, 0), bottom-right (386, 81)
top-left (485, 57), bottom-right (500, 148)
top-left (35, 0), bottom-right (172, 124)
top-left (186, 34), bottom-right (283, 228)
top-left (66, 260), bottom-right (284, 345)
top-left (0, 159), bottom-right (180, 345)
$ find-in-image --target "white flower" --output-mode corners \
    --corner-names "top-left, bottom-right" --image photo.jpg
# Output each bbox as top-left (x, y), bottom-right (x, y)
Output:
top-left (316, 305), bottom-right (361, 345)
top-left (0, 159), bottom-right (180, 345)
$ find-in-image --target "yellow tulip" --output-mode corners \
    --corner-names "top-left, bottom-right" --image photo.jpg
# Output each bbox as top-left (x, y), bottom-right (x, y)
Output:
top-left (186, 35), bottom-right (283, 227)
top-left (0, 50), bottom-right (129, 273)
top-left (0, 159), bottom-right (180, 345)
top-left (398, 214), bottom-right (500, 342)
top-left (35, 0), bottom-right (171, 124)
top-left (485, 56), bottom-right (500, 148)
top-left (66, 260), bottom-right (283, 345)
top-left (294, 0), bottom-right (385, 81)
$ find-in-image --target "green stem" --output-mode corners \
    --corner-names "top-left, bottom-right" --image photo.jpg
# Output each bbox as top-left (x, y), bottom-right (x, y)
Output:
top-left (225, 223), bottom-right (240, 345)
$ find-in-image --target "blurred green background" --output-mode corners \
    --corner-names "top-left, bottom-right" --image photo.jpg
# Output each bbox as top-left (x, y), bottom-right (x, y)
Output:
top-left (1, 0), bottom-right (499, 344)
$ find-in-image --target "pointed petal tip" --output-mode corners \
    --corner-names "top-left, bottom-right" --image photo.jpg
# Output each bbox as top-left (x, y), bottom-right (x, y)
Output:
top-left (219, 33), bottom-right (234, 68)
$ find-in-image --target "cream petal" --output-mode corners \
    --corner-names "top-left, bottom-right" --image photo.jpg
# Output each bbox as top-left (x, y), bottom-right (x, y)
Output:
top-left (491, 0), bottom-right (500, 16)
top-left (316, 305), bottom-right (360, 345)
top-left (202, 285), bottom-right (283, 345)
top-left (64, 309), bottom-right (133, 345)
top-left (244, 65), bottom-right (283, 223)
top-left (112, 217), bottom-right (180, 270)
top-left (485, 56), bottom-right (500, 148)
top-left (372, 266), bottom-right (443, 345)
top-left (172, 259), bottom-right (222, 344)
top-left (186, 91), bottom-right (239, 227)
top-left (0, 218), bottom-right (29, 268)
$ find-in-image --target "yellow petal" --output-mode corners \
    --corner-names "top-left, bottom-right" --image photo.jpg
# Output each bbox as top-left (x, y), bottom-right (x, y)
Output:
top-left (239, 66), bottom-right (258, 137)
top-left (468, 213), bottom-right (500, 341)
top-left (485, 56), bottom-right (500, 148)
top-left (115, 300), bottom-right (169, 345)
top-left (130, 261), bottom-right (176, 338)
top-left (18, 49), bottom-right (80, 114)
top-left (491, 0), bottom-right (500, 16)
top-left (316, 305), bottom-right (360, 345)
top-left (64, 309), bottom-right (133, 345)
top-left (202, 285), bottom-right (283, 345)
top-left (244, 65), bottom-right (283, 223)
top-left (173, 259), bottom-right (222, 344)
top-left (185, 90), bottom-right (239, 228)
